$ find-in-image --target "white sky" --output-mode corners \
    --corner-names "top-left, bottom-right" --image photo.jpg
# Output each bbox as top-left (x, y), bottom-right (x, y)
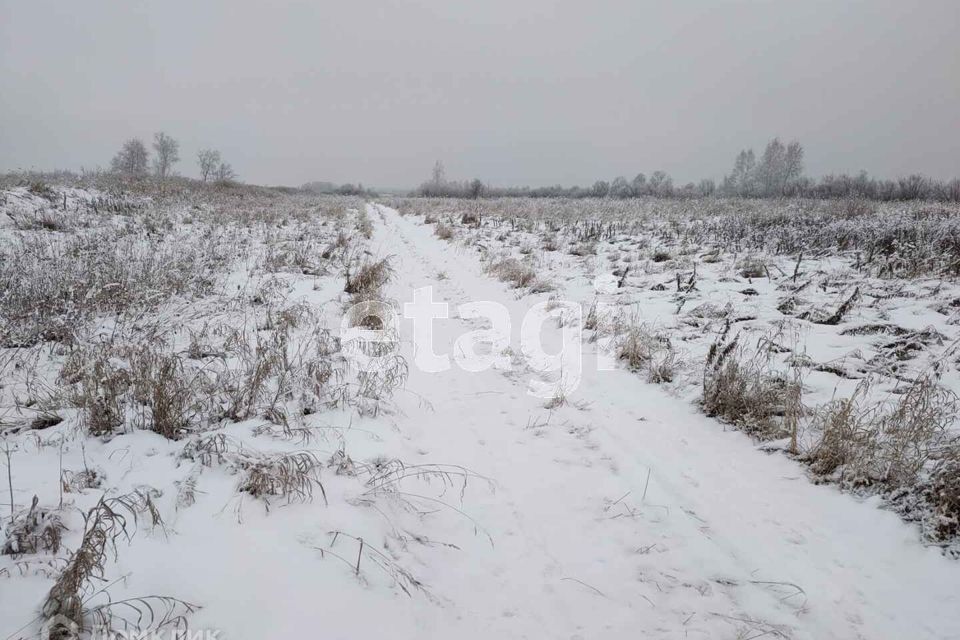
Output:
top-left (1, 0), bottom-right (958, 187)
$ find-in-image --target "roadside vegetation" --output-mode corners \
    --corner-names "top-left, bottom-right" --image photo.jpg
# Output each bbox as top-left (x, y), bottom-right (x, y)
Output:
top-left (0, 173), bottom-right (487, 638)
top-left (393, 192), bottom-right (960, 555)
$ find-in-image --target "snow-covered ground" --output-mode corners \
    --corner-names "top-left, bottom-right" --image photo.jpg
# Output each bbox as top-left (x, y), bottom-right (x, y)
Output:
top-left (394, 196), bottom-right (960, 545)
top-left (1, 186), bottom-right (959, 639)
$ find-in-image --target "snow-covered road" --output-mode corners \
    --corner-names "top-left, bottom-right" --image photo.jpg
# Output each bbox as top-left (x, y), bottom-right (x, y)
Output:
top-left (5, 199), bottom-right (956, 640)
top-left (371, 203), bottom-right (960, 639)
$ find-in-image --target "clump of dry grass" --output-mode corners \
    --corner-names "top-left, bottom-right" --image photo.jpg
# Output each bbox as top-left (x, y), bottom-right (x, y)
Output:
top-left (41, 490), bottom-right (170, 634)
top-left (927, 459), bottom-right (960, 542)
top-left (217, 328), bottom-right (291, 422)
top-left (129, 348), bottom-right (199, 440)
top-left (804, 383), bottom-right (878, 477)
top-left (646, 350), bottom-right (678, 384)
top-left (738, 256), bottom-right (767, 279)
top-left (238, 451), bottom-right (328, 507)
top-left (613, 316), bottom-right (679, 383)
top-left (179, 434), bottom-right (331, 509)
top-left (650, 249), bottom-right (672, 263)
top-left (345, 256), bottom-right (394, 297)
top-left (263, 233), bottom-right (328, 275)
top-left (434, 222), bottom-right (455, 240)
top-left (179, 432), bottom-right (241, 467)
top-left (487, 258), bottom-right (536, 289)
top-left (2, 496), bottom-right (65, 556)
top-left (10, 209), bottom-right (75, 232)
top-left (341, 355), bottom-right (409, 417)
top-left (616, 319), bottom-right (667, 367)
top-left (805, 377), bottom-right (958, 487)
top-left (62, 347), bottom-right (130, 437)
top-left (702, 327), bottom-right (793, 438)
top-left (357, 209), bottom-right (374, 239)
top-left (214, 320), bottom-right (346, 422)
top-left (61, 343), bottom-right (205, 440)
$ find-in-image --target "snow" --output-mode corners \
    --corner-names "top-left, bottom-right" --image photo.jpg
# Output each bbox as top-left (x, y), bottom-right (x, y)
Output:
top-left (1, 193), bottom-right (959, 640)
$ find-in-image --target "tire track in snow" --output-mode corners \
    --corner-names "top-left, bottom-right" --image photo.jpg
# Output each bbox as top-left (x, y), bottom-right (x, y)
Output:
top-left (370, 203), bottom-right (960, 640)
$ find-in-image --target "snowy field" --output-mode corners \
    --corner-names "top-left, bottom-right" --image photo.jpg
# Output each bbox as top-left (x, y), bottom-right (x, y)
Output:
top-left (2, 181), bottom-right (960, 639)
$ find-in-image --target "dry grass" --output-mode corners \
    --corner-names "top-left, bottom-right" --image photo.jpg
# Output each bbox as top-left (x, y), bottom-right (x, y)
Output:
top-left (738, 256), bottom-right (767, 279)
top-left (62, 346), bottom-right (130, 437)
top-left (345, 256), bottom-right (394, 297)
top-left (927, 459), bottom-right (960, 541)
top-left (129, 348), bottom-right (199, 440)
top-left (357, 209), bottom-right (374, 239)
top-left (434, 222), bottom-right (455, 240)
top-left (2, 496), bottom-right (65, 556)
top-left (702, 327), bottom-right (794, 438)
top-left (263, 230), bottom-right (329, 275)
top-left (615, 318), bottom-right (674, 381)
top-left (42, 490), bottom-right (168, 633)
top-left (238, 450), bottom-right (328, 507)
top-left (487, 258), bottom-right (536, 289)
top-left (805, 377), bottom-right (958, 487)
top-left (0, 183), bottom-right (424, 633)
top-left (0, 228), bottom-right (232, 348)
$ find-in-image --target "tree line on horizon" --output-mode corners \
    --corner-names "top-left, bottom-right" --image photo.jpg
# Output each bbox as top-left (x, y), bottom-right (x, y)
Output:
top-left (110, 133), bottom-right (237, 184)
top-left (417, 139), bottom-right (960, 202)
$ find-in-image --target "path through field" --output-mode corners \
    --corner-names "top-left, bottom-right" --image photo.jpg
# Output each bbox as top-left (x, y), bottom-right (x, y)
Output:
top-left (370, 203), bottom-right (960, 640)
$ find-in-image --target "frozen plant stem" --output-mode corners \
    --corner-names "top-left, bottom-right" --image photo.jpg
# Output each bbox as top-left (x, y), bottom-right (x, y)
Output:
top-left (3, 442), bottom-right (13, 517)
top-left (356, 538), bottom-right (364, 576)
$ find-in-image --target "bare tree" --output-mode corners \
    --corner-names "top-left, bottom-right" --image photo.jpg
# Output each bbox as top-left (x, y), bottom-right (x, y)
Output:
top-left (649, 170), bottom-right (673, 197)
top-left (897, 174), bottom-right (927, 200)
top-left (609, 176), bottom-right (631, 198)
top-left (468, 178), bottom-right (484, 199)
top-left (197, 149), bottom-right (221, 182)
top-left (110, 138), bottom-right (149, 177)
top-left (725, 149), bottom-right (756, 196)
top-left (431, 160), bottom-right (447, 187)
top-left (757, 138), bottom-right (786, 196)
top-left (591, 180), bottom-right (610, 197)
top-left (215, 162), bottom-right (236, 184)
top-left (783, 141), bottom-right (804, 191)
top-left (152, 132), bottom-right (180, 180)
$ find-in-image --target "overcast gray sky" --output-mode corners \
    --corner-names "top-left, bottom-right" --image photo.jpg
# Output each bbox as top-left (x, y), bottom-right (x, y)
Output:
top-left (1, 0), bottom-right (958, 188)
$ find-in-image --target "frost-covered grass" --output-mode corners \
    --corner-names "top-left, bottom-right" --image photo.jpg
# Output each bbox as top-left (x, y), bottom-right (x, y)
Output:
top-left (0, 181), bottom-right (484, 638)
top-left (394, 195), bottom-right (960, 552)
top-left (4, 182), bottom-right (960, 639)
